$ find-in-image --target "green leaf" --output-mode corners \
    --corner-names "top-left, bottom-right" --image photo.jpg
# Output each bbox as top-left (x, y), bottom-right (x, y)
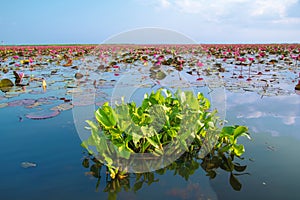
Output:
top-left (87, 135), bottom-right (97, 146)
top-left (132, 131), bottom-right (143, 147)
top-left (81, 140), bottom-right (89, 149)
top-left (108, 167), bottom-right (118, 179)
top-left (141, 141), bottom-right (151, 153)
top-left (81, 141), bottom-right (94, 155)
top-left (179, 138), bottom-right (189, 151)
top-left (86, 120), bottom-right (98, 132)
top-left (95, 107), bottom-right (116, 128)
top-left (221, 126), bottom-right (235, 136)
top-left (233, 126), bottom-right (248, 140)
top-left (167, 129), bottom-right (177, 138)
top-left (233, 144), bottom-right (245, 157)
top-left (185, 90), bottom-right (199, 110)
top-left (141, 126), bottom-right (156, 137)
top-left (219, 144), bottom-right (232, 153)
top-left (104, 153), bottom-right (113, 166)
top-left (117, 145), bottom-right (131, 159)
top-left (241, 132), bottom-right (251, 140)
top-left (146, 137), bottom-right (161, 150)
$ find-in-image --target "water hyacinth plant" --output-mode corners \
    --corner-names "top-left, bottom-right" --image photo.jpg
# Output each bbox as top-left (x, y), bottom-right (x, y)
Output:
top-left (82, 89), bottom-right (250, 179)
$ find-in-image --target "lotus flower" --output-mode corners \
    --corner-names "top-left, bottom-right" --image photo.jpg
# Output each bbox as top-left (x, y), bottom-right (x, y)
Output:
top-left (13, 71), bottom-right (24, 84)
top-left (291, 54), bottom-right (297, 60)
top-left (197, 61), bottom-right (204, 67)
top-left (238, 57), bottom-right (246, 62)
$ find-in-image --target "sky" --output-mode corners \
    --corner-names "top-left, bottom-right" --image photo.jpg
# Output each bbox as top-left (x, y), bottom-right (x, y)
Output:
top-left (1, 0), bottom-right (300, 44)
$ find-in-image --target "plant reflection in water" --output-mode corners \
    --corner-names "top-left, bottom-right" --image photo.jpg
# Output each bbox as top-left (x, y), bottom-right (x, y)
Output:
top-left (82, 145), bottom-right (249, 199)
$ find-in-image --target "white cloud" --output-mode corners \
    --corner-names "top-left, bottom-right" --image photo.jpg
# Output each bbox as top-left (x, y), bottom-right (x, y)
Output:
top-left (160, 0), bottom-right (171, 8)
top-left (272, 17), bottom-right (300, 24)
top-left (152, 0), bottom-right (300, 24)
top-left (250, 0), bottom-right (297, 18)
top-left (245, 111), bottom-right (265, 119)
top-left (135, 0), bottom-right (300, 42)
top-left (282, 115), bottom-right (296, 125)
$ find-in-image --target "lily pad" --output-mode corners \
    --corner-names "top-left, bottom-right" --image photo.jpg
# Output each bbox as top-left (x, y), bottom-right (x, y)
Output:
top-left (0, 78), bottom-right (14, 87)
top-left (75, 72), bottom-right (84, 79)
top-left (51, 103), bottom-right (73, 111)
top-left (0, 78), bottom-right (14, 92)
top-left (26, 109), bottom-right (60, 120)
top-left (0, 103), bottom-right (8, 108)
top-left (8, 99), bottom-right (36, 107)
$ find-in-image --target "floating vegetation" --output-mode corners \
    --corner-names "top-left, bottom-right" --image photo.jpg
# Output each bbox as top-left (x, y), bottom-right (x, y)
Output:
top-left (1, 44), bottom-right (299, 120)
top-left (82, 89), bottom-right (251, 183)
top-left (26, 109), bottom-right (60, 120)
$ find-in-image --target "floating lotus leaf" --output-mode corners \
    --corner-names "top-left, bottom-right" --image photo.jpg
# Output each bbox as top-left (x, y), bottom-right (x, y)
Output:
top-left (8, 99), bottom-right (36, 107)
top-left (26, 109), bottom-right (60, 120)
top-left (26, 102), bottom-right (42, 108)
top-left (66, 84), bottom-right (77, 88)
top-left (0, 78), bottom-right (14, 92)
top-left (150, 70), bottom-right (167, 80)
top-left (51, 103), bottom-right (73, 111)
top-left (75, 72), bottom-right (84, 79)
top-left (0, 103), bottom-right (8, 108)
top-left (4, 92), bottom-right (20, 98)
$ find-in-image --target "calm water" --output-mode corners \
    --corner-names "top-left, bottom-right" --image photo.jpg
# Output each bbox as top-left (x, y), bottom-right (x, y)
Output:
top-left (1, 89), bottom-right (299, 200)
top-left (1, 47), bottom-right (300, 199)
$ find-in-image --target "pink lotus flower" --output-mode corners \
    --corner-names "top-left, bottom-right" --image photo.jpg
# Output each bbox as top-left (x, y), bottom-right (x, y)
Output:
top-left (13, 56), bottom-right (19, 59)
top-left (19, 72), bottom-right (24, 80)
top-left (291, 54), bottom-right (297, 60)
top-left (154, 61), bottom-right (161, 66)
top-left (157, 55), bottom-right (164, 62)
top-left (248, 57), bottom-right (254, 62)
top-left (238, 57), bottom-right (246, 62)
top-left (197, 61), bottom-right (204, 67)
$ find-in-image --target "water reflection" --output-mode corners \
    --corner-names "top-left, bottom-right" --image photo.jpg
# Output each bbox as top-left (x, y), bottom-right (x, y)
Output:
top-left (82, 148), bottom-right (249, 199)
top-left (1, 44), bottom-right (300, 199)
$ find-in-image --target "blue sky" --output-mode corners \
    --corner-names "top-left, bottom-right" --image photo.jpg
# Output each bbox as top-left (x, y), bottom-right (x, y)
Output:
top-left (1, 0), bottom-right (300, 44)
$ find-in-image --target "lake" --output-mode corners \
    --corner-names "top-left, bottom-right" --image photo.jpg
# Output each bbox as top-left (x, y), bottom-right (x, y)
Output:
top-left (0, 44), bottom-right (300, 199)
